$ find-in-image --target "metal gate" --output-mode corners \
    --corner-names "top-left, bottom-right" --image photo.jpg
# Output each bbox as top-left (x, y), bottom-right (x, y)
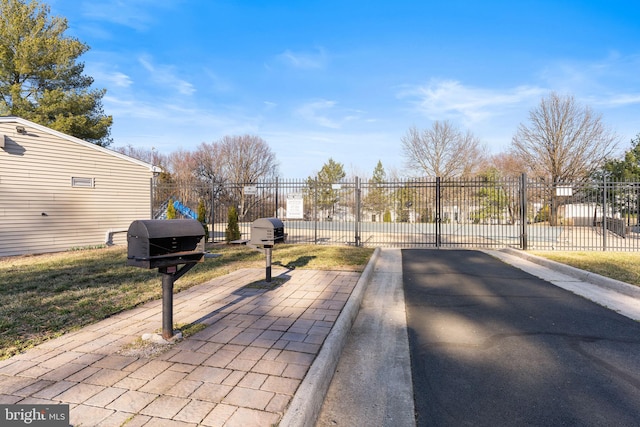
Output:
top-left (153, 176), bottom-right (640, 251)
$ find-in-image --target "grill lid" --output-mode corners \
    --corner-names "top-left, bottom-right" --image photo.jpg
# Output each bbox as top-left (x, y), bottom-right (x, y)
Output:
top-left (252, 217), bottom-right (284, 229)
top-left (128, 219), bottom-right (205, 240)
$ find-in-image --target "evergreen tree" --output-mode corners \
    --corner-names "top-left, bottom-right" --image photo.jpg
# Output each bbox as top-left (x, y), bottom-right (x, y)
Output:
top-left (197, 199), bottom-right (208, 239)
top-left (601, 134), bottom-right (640, 181)
top-left (472, 168), bottom-right (510, 224)
top-left (0, 0), bottom-right (112, 146)
top-left (363, 160), bottom-right (388, 221)
top-left (225, 206), bottom-right (241, 242)
top-left (306, 158), bottom-right (346, 219)
top-left (166, 198), bottom-right (176, 219)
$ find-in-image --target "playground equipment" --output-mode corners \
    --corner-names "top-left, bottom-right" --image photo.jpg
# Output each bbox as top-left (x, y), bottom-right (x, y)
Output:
top-left (155, 198), bottom-right (198, 220)
top-left (173, 200), bottom-right (197, 219)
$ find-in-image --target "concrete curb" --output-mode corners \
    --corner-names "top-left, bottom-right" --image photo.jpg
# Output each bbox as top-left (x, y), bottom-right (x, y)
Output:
top-left (279, 247), bottom-right (381, 427)
top-left (500, 247), bottom-right (640, 299)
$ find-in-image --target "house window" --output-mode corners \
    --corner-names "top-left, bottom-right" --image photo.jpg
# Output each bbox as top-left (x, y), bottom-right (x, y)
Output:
top-left (71, 177), bottom-right (95, 188)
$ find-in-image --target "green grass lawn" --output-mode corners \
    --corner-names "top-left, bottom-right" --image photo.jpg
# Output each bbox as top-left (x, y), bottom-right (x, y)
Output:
top-left (530, 251), bottom-right (640, 287)
top-left (0, 244), bottom-right (374, 360)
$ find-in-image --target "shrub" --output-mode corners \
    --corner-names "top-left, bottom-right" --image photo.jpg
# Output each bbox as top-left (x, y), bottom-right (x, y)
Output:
top-left (535, 205), bottom-right (550, 223)
top-left (197, 199), bottom-right (208, 239)
top-left (225, 206), bottom-right (241, 242)
top-left (166, 198), bottom-right (176, 219)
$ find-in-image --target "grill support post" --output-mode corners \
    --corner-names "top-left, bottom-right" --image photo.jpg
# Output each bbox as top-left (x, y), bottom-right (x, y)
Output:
top-left (159, 263), bottom-right (197, 340)
top-left (161, 271), bottom-right (175, 340)
top-left (265, 246), bottom-right (272, 282)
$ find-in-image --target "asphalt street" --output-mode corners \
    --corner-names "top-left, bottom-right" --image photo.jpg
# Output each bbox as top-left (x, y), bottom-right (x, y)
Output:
top-left (402, 249), bottom-right (640, 427)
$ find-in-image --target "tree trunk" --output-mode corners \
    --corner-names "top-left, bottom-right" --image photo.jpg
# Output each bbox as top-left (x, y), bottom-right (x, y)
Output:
top-left (550, 195), bottom-right (559, 226)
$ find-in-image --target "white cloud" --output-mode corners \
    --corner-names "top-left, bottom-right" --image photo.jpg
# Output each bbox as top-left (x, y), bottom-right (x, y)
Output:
top-left (175, 81), bottom-right (196, 96)
top-left (296, 100), bottom-right (340, 128)
top-left (103, 96), bottom-right (166, 120)
top-left (84, 62), bottom-right (133, 89)
top-left (396, 59), bottom-right (640, 152)
top-left (399, 79), bottom-right (545, 125)
top-left (104, 93), bottom-right (261, 153)
top-left (79, 0), bottom-right (178, 31)
top-left (538, 53), bottom-right (640, 110)
top-left (295, 100), bottom-right (364, 129)
top-left (103, 71), bottom-right (133, 88)
top-left (608, 94), bottom-right (640, 106)
top-left (138, 55), bottom-right (196, 96)
top-left (203, 70), bottom-right (233, 93)
top-left (277, 48), bottom-right (328, 69)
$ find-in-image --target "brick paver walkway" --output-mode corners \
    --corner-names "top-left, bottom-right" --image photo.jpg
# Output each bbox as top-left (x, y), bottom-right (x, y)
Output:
top-left (0, 267), bottom-right (360, 426)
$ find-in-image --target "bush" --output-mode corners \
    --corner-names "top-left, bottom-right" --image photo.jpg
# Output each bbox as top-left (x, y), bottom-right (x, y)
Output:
top-left (535, 205), bottom-right (550, 223)
top-left (225, 206), bottom-right (241, 242)
top-left (166, 198), bottom-right (176, 219)
top-left (197, 199), bottom-right (208, 238)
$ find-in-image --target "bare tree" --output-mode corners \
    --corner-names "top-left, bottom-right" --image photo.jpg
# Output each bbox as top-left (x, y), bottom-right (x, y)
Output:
top-left (511, 92), bottom-right (620, 225)
top-left (219, 135), bottom-right (279, 183)
top-left (165, 149), bottom-right (198, 206)
top-left (218, 135), bottom-right (279, 218)
top-left (114, 144), bottom-right (166, 168)
top-left (487, 152), bottom-right (527, 179)
top-left (510, 92), bottom-right (619, 183)
top-left (166, 149), bottom-right (197, 187)
top-left (401, 121), bottom-right (486, 179)
top-left (189, 142), bottom-right (226, 226)
top-left (192, 141), bottom-right (225, 185)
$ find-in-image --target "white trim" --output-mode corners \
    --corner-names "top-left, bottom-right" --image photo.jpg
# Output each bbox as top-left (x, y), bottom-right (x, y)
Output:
top-left (0, 116), bottom-right (161, 173)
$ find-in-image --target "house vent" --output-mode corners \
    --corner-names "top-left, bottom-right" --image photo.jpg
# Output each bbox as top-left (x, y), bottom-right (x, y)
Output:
top-left (72, 177), bottom-right (95, 188)
top-left (0, 134), bottom-right (5, 149)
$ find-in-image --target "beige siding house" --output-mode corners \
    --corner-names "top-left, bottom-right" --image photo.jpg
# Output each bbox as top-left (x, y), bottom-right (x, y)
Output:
top-left (0, 116), bottom-right (160, 257)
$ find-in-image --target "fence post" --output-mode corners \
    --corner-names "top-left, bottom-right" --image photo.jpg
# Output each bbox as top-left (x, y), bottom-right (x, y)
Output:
top-left (275, 177), bottom-right (279, 218)
top-left (520, 173), bottom-right (528, 250)
top-left (210, 181), bottom-right (215, 242)
top-left (436, 177), bottom-right (441, 248)
top-left (355, 177), bottom-right (361, 247)
top-left (603, 175), bottom-right (607, 251)
top-left (314, 178), bottom-right (318, 244)
top-left (637, 184), bottom-right (640, 227)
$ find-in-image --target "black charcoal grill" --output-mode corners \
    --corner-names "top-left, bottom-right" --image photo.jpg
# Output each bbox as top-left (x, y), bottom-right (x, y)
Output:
top-left (127, 219), bottom-right (206, 339)
top-left (249, 218), bottom-right (285, 282)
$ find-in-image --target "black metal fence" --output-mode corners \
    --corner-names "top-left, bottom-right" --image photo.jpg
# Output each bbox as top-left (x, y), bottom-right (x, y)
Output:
top-left (152, 176), bottom-right (640, 251)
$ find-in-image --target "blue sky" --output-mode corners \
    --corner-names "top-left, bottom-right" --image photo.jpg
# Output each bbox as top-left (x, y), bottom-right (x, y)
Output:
top-left (49, 0), bottom-right (640, 178)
